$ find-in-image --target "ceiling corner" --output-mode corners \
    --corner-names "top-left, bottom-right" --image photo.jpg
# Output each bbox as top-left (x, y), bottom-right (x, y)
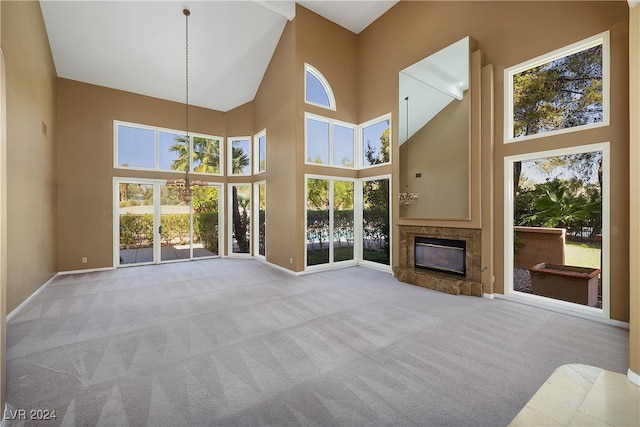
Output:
top-left (252, 0), bottom-right (296, 20)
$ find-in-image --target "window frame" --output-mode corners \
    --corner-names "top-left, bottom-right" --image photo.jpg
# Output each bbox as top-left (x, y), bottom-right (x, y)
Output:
top-left (227, 182), bottom-right (252, 257)
top-left (191, 133), bottom-right (224, 176)
top-left (304, 113), bottom-right (357, 169)
top-left (360, 174), bottom-right (392, 271)
top-left (304, 63), bottom-right (336, 111)
top-left (360, 113), bottom-right (392, 169)
top-left (254, 129), bottom-right (267, 175)
top-left (503, 142), bottom-right (610, 320)
top-left (114, 121), bottom-right (160, 171)
top-left (504, 31), bottom-right (610, 144)
top-left (114, 120), bottom-right (224, 176)
top-left (254, 180), bottom-right (267, 259)
top-left (227, 136), bottom-right (252, 177)
top-left (304, 174), bottom-right (359, 270)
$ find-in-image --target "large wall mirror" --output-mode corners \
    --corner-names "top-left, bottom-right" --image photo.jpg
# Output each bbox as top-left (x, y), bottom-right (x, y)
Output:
top-left (399, 36), bottom-right (473, 220)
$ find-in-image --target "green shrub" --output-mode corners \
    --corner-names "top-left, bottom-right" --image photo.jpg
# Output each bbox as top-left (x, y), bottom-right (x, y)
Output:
top-left (160, 214), bottom-right (191, 245)
top-left (119, 213), bottom-right (153, 249)
top-left (120, 211), bottom-right (220, 253)
top-left (195, 211), bottom-right (219, 254)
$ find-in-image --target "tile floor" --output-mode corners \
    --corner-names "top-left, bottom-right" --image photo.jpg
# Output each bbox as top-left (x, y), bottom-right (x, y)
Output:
top-left (509, 364), bottom-right (640, 426)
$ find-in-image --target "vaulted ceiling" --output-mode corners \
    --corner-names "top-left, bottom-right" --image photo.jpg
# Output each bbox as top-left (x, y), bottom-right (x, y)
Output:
top-left (40, 1), bottom-right (397, 112)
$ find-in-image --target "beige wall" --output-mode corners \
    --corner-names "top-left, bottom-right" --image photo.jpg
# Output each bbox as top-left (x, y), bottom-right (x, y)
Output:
top-left (254, 20), bottom-right (298, 270)
top-left (294, 5), bottom-right (360, 270)
top-left (56, 79), bottom-right (228, 271)
top-left (359, 1), bottom-right (630, 321)
top-left (399, 92), bottom-right (470, 220)
top-left (0, 0), bottom-right (6, 410)
top-left (2, 1), bottom-right (57, 313)
top-left (628, 4), bottom-right (639, 378)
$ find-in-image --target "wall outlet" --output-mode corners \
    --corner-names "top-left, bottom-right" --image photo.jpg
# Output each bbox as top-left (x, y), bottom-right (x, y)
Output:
top-left (289, 258), bottom-right (293, 264)
top-left (82, 257), bottom-right (88, 264)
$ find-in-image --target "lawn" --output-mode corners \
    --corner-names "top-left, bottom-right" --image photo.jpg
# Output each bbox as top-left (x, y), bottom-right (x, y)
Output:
top-left (306, 246), bottom-right (389, 266)
top-left (564, 241), bottom-right (601, 269)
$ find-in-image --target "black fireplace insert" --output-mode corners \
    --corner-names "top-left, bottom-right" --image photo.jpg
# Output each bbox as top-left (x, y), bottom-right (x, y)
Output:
top-left (414, 237), bottom-right (466, 277)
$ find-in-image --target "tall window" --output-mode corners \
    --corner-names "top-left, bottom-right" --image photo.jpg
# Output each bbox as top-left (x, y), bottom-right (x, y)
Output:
top-left (254, 130), bottom-right (266, 174)
top-left (505, 144), bottom-right (610, 317)
top-left (255, 182), bottom-right (266, 257)
top-left (229, 183), bottom-right (251, 255)
top-left (362, 177), bottom-right (390, 266)
top-left (305, 113), bottom-right (355, 168)
top-left (306, 177), bottom-right (355, 267)
top-left (305, 63), bottom-right (335, 110)
top-left (115, 121), bottom-right (222, 175)
top-left (228, 137), bottom-right (251, 176)
top-left (306, 178), bottom-right (329, 265)
top-left (505, 32), bottom-right (609, 142)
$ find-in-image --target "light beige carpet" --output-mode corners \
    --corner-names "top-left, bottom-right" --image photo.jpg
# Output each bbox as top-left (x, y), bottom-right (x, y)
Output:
top-left (6, 259), bottom-right (629, 426)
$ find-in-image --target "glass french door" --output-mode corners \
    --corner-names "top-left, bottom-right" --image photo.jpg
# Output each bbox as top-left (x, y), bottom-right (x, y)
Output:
top-left (193, 186), bottom-right (221, 258)
top-left (116, 179), bottom-right (221, 266)
top-left (254, 182), bottom-right (266, 258)
top-left (505, 143), bottom-right (610, 318)
top-left (118, 182), bottom-right (155, 265)
top-left (362, 177), bottom-right (390, 266)
top-left (160, 184), bottom-right (191, 262)
top-left (229, 184), bottom-right (251, 255)
top-left (305, 177), bottom-right (355, 267)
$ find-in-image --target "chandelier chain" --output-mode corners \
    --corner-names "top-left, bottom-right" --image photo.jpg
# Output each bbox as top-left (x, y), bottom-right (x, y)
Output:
top-left (185, 9), bottom-right (189, 138)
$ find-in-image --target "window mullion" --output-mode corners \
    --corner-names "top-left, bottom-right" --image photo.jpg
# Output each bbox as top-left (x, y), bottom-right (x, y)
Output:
top-left (329, 179), bottom-right (334, 264)
top-left (329, 121), bottom-right (334, 167)
top-left (155, 129), bottom-right (160, 169)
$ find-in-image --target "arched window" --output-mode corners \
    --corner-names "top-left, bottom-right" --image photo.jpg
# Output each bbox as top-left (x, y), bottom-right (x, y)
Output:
top-left (305, 64), bottom-right (336, 110)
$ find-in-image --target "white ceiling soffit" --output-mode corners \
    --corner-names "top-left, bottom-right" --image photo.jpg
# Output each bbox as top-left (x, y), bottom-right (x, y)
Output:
top-left (252, 0), bottom-right (296, 20)
top-left (40, 1), bottom-right (289, 112)
top-left (298, 0), bottom-right (398, 34)
top-left (399, 37), bottom-right (470, 145)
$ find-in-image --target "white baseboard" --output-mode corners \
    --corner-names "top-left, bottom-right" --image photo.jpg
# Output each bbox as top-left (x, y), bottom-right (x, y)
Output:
top-left (359, 260), bottom-right (393, 274)
top-left (608, 318), bottom-right (631, 329)
top-left (57, 266), bottom-right (115, 275)
top-left (495, 293), bottom-right (630, 329)
top-left (260, 258), bottom-right (301, 276)
top-left (628, 369), bottom-right (640, 387)
top-left (6, 274), bottom-right (56, 322)
top-left (483, 293), bottom-right (495, 299)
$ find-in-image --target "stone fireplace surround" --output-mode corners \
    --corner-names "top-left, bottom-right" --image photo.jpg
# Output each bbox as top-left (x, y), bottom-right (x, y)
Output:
top-left (394, 225), bottom-right (483, 297)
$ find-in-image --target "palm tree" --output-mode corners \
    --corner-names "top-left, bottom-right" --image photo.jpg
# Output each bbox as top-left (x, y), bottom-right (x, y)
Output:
top-left (231, 144), bottom-right (250, 252)
top-left (522, 185), bottom-right (599, 230)
top-left (169, 136), bottom-right (190, 171)
top-left (170, 136), bottom-right (250, 252)
top-left (193, 137), bottom-right (220, 174)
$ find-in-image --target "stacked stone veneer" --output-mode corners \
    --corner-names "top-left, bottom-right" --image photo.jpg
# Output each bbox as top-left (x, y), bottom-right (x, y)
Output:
top-left (394, 226), bottom-right (483, 297)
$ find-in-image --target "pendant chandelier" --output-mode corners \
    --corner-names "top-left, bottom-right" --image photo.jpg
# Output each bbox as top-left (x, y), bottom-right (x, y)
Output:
top-left (167, 8), bottom-right (207, 203)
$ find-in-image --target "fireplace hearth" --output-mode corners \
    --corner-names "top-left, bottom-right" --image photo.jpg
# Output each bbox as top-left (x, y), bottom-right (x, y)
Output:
top-left (394, 226), bottom-right (483, 297)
